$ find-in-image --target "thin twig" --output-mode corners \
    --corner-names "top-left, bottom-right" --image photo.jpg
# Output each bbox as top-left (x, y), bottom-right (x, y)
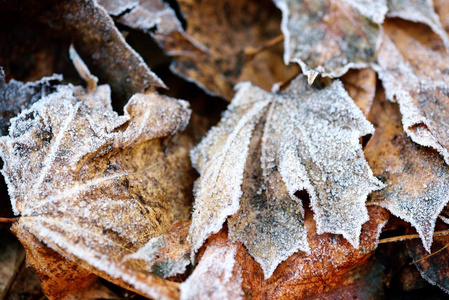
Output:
top-left (245, 34), bottom-right (284, 59)
top-left (0, 217), bottom-right (19, 223)
top-left (410, 243), bottom-right (449, 265)
top-left (378, 230), bottom-right (449, 244)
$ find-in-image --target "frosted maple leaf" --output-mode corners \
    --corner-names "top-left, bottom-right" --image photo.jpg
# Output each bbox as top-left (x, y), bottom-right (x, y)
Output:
top-left (189, 75), bottom-right (384, 277)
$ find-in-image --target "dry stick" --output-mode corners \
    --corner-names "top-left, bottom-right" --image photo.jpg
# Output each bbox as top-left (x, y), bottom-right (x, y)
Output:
top-left (244, 34), bottom-right (284, 60)
top-left (378, 230), bottom-right (449, 244)
top-left (0, 217), bottom-right (19, 223)
top-left (410, 243), bottom-right (449, 265)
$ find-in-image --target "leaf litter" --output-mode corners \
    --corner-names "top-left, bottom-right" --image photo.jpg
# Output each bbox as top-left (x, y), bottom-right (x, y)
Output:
top-left (2, 0), bottom-right (449, 297)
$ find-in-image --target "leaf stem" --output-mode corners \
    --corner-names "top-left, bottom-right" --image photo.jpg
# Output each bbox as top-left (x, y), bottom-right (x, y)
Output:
top-left (409, 243), bottom-right (449, 265)
top-left (0, 217), bottom-right (19, 223)
top-left (378, 230), bottom-right (449, 244)
top-left (245, 34), bottom-right (284, 59)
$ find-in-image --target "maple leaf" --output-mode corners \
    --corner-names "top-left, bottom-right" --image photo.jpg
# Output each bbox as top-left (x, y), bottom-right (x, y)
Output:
top-left (274, 0), bottom-right (385, 84)
top-left (365, 89), bottom-right (449, 252)
top-left (182, 206), bottom-right (389, 299)
top-left (189, 75), bottom-right (384, 277)
top-left (0, 59), bottom-right (195, 298)
top-left (100, 0), bottom-right (299, 99)
top-left (375, 20), bottom-right (449, 165)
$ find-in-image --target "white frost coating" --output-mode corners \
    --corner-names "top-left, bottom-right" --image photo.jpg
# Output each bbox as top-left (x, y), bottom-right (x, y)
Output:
top-left (196, 76), bottom-right (383, 278)
top-left (0, 70), bottom-right (192, 298)
top-left (123, 235), bottom-right (190, 278)
top-left (273, 0), bottom-right (291, 65)
top-left (344, 0), bottom-right (387, 23)
top-left (280, 78), bottom-right (384, 248)
top-left (387, 0), bottom-right (449, 50)
top-left (375, 35), bottom-right (449, 165)
top-left (180, 245), bottom-right (243, 300)
top-left (188, 84), bottom-right (272, 255)
top-left (374, 180), bottom-right (449, 252)
top-left (273, 0), bottom-right (382, 82)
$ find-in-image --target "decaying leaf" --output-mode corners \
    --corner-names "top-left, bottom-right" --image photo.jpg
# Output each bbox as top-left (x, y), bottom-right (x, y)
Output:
top-left (101, 0), bottom-right (299, 99)
top-left (365, 89), bottom-right (449, 252)
top-left (98, 0), bottom-right (206, 57)
top-left (274, 0), bottom-right (384, 83)
top-left (0, 63), bottom-right (196, 298)
top-left (183, 206), bottom-right (388, 299)
top-left (375, 20), bottom-right (449, 165)
top-left (407, 229), bottom-right (449, 293)
top-left (387, 0), bottom-right (449, 49)
top-left (190, 75), bottom-right (383, 277)
top-left (0, 69), bottom-right (61, 136)
top-left (42, 0), bottom-right (165, 101)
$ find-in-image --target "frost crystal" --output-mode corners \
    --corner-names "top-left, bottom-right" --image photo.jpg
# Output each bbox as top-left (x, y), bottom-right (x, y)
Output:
top-left (190, 76), bottom-right (383, 278)
top-left (274, 0), bottom-right (383, 83)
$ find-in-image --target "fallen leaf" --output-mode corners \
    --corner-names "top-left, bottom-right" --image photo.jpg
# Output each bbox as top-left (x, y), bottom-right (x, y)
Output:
top-left (98, 0), bottom-right (206, 58)
top-left (183, 205), bottom-right (388, 299)
top-left (375, 20), bottom-right (449, 165)
top-left (365, 88), bottom-right (449, 251)
top-left (407, 229), bottom-right (449, 293)
top-left (274, 0), bottom-right (384, 83)
top-left (101, 0), bottom-right (299, 99)
top-left (190, 75), bottom-right (383, 277)
top-left (0, 66), bottom-right (195, 298)
top-left (387, 0), bottom-right (449, 49)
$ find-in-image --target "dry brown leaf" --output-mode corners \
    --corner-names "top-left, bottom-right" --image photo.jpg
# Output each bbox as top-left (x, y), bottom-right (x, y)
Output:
top-left (387, 0), bottom-right (449, 49)
top-left (98, 0), bottom-right (206, 57)
top-left (42, 0), bottom-right (165, 101)
top-left (407, 228), bottom-right (449, 292)
top-left (189, 75), bottom-right (383, 277)
top-left (182, 206), bottom-right (389, 299)
top-left (274, 0), bottom-right (384, 83)
top-left (365, 89), bottom-right (449, 252)
top-left (0, 68), bottom-right (195, 298)
top-left (375, 20), bottom-right (449, 165)
top-left (341, 68), bottom-right (377, 117)
top-left (101, 0), bottom-right (299, 99)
